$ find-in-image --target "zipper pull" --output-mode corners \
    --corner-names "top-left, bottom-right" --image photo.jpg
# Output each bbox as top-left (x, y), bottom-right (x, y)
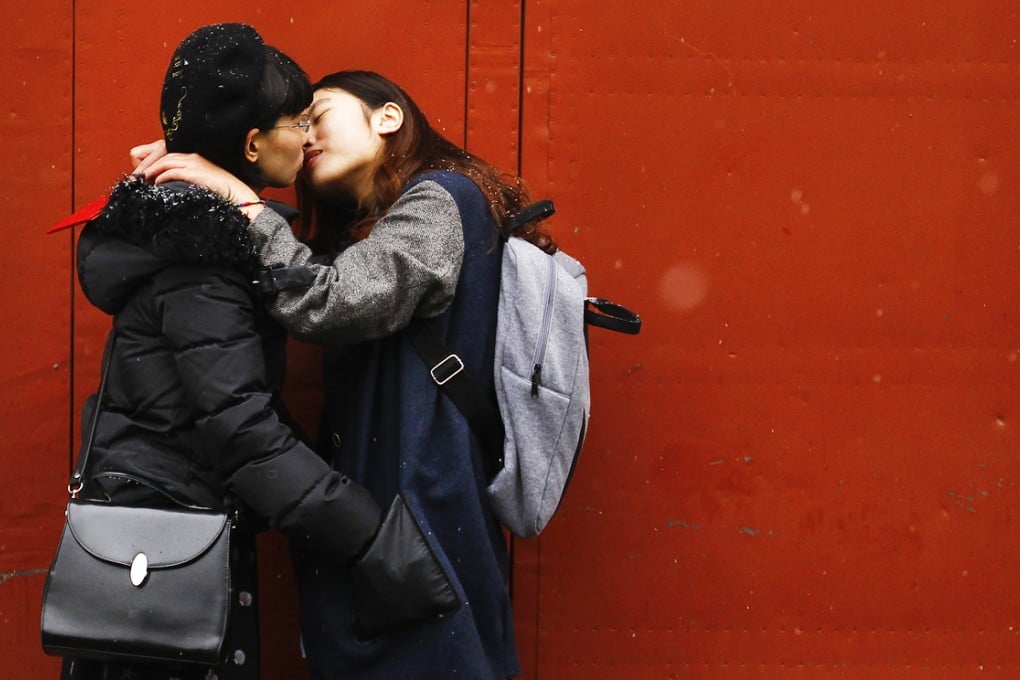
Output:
top-left (531, 364), bottom-right (543, 396)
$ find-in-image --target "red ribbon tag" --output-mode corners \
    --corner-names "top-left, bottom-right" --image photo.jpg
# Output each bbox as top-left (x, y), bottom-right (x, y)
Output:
top-left (45, 195), bottom-right (110, 234)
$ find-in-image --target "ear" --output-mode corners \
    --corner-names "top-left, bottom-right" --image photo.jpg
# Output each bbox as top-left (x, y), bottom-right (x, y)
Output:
top-left (373, 102), bottom-right (404, 136)
top-left (243, 128), bottom-right (262, 163)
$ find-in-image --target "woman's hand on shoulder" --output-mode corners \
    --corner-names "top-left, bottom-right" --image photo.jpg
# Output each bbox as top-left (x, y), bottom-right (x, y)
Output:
top-left (130, 139), bottom-right (166, 174)
top-left (139, 153), bottom-right (264, 216)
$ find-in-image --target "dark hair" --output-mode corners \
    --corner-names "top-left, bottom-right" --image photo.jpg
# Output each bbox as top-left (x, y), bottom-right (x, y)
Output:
top-left (233, 45), bottom-right (312, 186)
top-left (252, 46), bottom-right (313, 130)
top-left (299, 70), bottom-right (555, 253)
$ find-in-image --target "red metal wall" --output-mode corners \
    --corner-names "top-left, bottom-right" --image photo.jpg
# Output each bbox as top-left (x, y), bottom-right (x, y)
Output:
top-left (0, 1), bottom-right (73, 676)
top-left (522, 2), bottom-right (1020, 677)
top-left (2, 2), bottom-right (1019, 678)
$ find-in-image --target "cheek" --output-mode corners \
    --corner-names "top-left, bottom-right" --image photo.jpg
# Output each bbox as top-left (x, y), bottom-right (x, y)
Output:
top-left (320, 142), bottom-right (352, 172)
top-left (320, 120), bottom-right (357, 154)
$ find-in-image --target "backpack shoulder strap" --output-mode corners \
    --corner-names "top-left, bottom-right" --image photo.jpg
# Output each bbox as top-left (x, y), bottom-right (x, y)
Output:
top-left (405, 321), bottom-right (505, 480)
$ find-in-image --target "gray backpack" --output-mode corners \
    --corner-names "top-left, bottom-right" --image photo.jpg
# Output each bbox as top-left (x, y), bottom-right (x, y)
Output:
top-left (408, 201), bottom-right (640, 537)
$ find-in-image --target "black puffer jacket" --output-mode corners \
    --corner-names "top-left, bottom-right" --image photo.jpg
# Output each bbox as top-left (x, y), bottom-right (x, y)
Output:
top-left (75, 176), bottom-right (381, 564)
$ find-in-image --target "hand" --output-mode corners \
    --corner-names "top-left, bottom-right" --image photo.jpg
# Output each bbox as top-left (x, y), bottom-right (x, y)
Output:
top-left (141, 153), bottom-right (262, 210)
top-left (130, 140), bottom-right (166, 175)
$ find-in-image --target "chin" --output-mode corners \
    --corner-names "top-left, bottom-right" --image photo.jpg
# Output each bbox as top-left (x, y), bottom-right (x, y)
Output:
top-left (268, 172), bottom-right (299, 188)
top-left (303, 164), bottom-right (325, 186)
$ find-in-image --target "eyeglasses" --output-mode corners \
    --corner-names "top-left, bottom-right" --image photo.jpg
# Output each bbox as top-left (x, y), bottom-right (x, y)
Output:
top-left (272, 114), bottom-right (311, 132)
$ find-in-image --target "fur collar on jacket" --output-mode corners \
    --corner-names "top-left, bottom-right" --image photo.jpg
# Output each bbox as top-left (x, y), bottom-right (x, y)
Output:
top-left (90, 174), bottom-right (261, 274)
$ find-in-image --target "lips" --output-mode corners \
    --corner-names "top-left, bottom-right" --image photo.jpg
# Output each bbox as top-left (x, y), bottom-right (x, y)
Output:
top-left (303, 149), bottom-right (322, 169)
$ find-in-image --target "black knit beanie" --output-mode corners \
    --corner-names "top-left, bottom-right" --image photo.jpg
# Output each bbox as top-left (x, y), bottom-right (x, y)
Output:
top-left (160, 23), bottom-right (266, 175)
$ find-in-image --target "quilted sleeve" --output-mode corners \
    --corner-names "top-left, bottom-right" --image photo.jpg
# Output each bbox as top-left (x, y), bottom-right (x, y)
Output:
top-left (156, 267), bottom-right (381, 563)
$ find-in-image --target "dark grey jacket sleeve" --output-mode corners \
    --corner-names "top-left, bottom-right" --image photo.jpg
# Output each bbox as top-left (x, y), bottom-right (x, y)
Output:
top-left (158, 269), bottom-right (380, 564)
top-left (247, 179), bottom-right (465, 345)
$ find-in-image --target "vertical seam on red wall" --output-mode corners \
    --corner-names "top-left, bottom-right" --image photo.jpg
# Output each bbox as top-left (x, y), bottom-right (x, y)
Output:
top-left (462, 0), bottom-right (472, 150)
top-left (67, 0), bottom-right (77, 477)
top-left (516, 1), bottom-right (526, 176)
top-left (515, 2), bottom-right (537, 669)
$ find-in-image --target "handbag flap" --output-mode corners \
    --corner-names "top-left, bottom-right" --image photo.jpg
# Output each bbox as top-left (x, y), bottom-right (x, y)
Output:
top-left (66, 500), bottom-right (229, 569)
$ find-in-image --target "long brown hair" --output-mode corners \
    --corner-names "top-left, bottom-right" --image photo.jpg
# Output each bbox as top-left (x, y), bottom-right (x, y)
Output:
top-left (299, 70), bottom-right (555, 254)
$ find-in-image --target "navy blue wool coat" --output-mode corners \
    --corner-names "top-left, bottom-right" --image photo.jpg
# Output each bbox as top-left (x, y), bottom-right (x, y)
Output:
top-left (259, 171), bottom-right (518, 679)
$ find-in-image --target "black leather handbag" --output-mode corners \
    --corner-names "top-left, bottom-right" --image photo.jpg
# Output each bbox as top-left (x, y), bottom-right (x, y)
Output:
top-left (40, 331), bottom-right (232, 665)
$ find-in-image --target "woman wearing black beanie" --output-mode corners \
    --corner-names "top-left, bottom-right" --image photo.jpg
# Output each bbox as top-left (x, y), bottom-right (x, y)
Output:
top-left (56, 24), bottom-right (451, 680)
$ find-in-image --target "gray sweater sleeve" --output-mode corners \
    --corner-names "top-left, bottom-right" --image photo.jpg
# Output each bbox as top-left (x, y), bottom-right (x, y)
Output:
top-left (247, 179), bottom-right (464, 345)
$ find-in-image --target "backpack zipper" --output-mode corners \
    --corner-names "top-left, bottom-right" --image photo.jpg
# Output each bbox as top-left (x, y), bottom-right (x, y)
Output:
top-left (531, 253), bottom-right (558, 395)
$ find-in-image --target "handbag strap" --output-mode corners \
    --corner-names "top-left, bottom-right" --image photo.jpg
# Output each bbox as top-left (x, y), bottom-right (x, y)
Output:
top-left (68, 329), bottom-right (116, 497)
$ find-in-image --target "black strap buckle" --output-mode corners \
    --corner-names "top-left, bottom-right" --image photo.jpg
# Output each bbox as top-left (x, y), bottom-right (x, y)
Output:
top-left (252, 266), bottom-right (317, 294)
top-left (430, 354), bottom-right (465, 386)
